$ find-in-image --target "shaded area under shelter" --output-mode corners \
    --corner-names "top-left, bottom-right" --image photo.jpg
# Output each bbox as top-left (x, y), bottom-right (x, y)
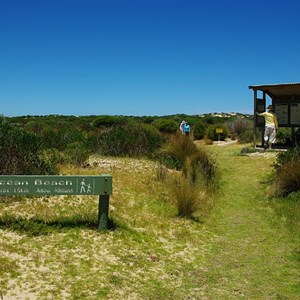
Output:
top-left (249, 83), bottom-right (300, 149)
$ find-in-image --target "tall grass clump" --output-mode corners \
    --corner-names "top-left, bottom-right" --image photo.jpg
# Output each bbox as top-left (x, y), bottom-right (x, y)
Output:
top-left (160, 134), bottom-right (218, 185)
top-left (170, 175), bottom-right (207, 218)
top-left (272, 161), bottom-right (300, 197)
top-left (159, 134), bottom-right (199, 170)
top-left (160, 134), bottom-right (218, 217)
top-left (272, 146), bottom-right (300, 196)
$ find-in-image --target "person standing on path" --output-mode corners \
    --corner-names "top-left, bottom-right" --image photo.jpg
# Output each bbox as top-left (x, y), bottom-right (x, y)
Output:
top-left (183, 122), bottom-right (191, 136)
top-left (179, 120), bottom-right (186, 135)
top-left (257, 105), bottom-right (278, 149)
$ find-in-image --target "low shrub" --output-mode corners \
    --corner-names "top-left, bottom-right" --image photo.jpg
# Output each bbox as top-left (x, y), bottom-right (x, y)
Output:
top-left (276, 128), bottom-right (292, 144)
top-left (193, 121), bottom-right (207, 140)
top-left (238, 129), bottom-right (253, 143)
top-left (41, 127), bottom-right (87, 151)
top-left (205, 124), bottom-right (229, 141)
top-left (87, 129), bottom-right (103, 153)
top-left (38, 148), bottom-right (62, 174)
top-left (63, 142), bottom-right (90, 165)
top-left (92, 115), bottom-right (128, 128)
top-left (273, 146), bottom-right (300, 173)
top-left (203, 137), bottom-right (214, 145)
top-left (226, 118), bottom-right (253, 136)
top-left (152, 119), bottom-right (178, 134)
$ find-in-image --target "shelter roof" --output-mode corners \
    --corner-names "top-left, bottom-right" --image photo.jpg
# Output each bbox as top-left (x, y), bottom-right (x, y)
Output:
top-left (248, 83), bottom-right (300, 98)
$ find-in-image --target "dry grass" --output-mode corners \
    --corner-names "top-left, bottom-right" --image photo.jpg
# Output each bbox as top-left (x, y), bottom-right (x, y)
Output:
top-left (272, 160), bottom-right (300, 196)
top-left (0, 146), bottom-right (299, 299)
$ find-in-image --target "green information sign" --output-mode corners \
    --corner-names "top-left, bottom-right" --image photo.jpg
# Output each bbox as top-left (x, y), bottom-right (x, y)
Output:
top-left (0, 174), bottom-right (113, 231)
top-left (0, 175), bottom-right (112, 196)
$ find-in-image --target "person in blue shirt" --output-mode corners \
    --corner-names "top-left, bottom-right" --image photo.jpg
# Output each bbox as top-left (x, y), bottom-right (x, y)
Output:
top-left (183, 122), bottom-right (191, 136)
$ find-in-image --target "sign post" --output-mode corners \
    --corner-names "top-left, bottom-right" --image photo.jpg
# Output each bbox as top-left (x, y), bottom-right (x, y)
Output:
top-left (0, 174), bottom-right (113, 230)
top-left (215, 128), bottom-right (223, 141)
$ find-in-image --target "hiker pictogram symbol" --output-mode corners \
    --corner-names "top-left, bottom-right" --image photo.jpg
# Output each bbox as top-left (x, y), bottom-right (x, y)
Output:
top-left (80, 179), bottom-right (93, 193)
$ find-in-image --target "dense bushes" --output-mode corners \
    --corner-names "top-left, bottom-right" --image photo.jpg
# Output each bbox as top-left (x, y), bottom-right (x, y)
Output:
top-left (226, 118), bottom-right (252, 136)
top-left (5, 113), bottom-right (253, 168)
top-left (224, 118), bottom-right (254, 143)
top-left (273, 146), bottom-right (300, 173)
top-left (193, 121), bottom-right (207, 140)
top-left (41, 127), bottom-right (87, 151)
top-left (99, 121), bottom-right (165, 157)
top-left (205, 124), bottom-right (229, 141)
top-left (63, 142), bottom-right (90, 165)
top-left (92, 115), bottom-right (128, 128)
top-left (152, 119), bottom-right (178, 134)
top-left (0, 116), bottom-right (58, 175)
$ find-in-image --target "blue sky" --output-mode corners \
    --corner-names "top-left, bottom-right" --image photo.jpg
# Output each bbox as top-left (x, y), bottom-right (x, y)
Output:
top-left (1, 0), bottom-right (300, 117)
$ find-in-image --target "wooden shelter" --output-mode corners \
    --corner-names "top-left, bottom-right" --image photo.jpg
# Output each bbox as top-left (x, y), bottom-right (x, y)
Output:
top-left (249, 83), bottom-right (300, 147)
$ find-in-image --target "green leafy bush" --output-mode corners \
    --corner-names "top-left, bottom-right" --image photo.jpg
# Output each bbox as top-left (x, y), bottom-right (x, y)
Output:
top-left (63, 142), bottom-right (91, 165)
top-left (41, 127), bottom-right (87, 151)
top-left (152, 119), bottom-right (178, 134)
top-left (99, 121), bottom-right (164, 157)
top-left (238, 129), bottom-right (253, 143)
top-left (193, 120), bottom-right (207, 140)
top-left (38, 148), bottom-right (62, 174)
top-left (273, 146), bottom-right (300, 173)
top-left (92, 115), bottom-right (128, 128)
top-left (87, 129), bottom-right (103, 153)
top-left (205, 124), bottom-right (229, 141)
top-left (0, 116), bottom-right (57, 175)
top-left (276, 128), bottom-right (292, 144)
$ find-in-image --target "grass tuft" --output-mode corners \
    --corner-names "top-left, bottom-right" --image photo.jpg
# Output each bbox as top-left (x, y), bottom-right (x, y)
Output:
top-left (272, 161), bottom-right (300, 196)
top-left (169, 176), bottom-right (206, 218)
top-left (160, 134), bottom-right (218, 218)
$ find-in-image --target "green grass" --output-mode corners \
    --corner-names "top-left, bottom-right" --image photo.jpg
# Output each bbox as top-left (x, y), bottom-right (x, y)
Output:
top-left (201, 144), bottom-right (300, 299)
top-left (0, 147), bottom-right (299, 299)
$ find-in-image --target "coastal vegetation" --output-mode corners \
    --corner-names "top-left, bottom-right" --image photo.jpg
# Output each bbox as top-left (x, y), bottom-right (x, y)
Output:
top-left (0, 113), bottom-right (299, 299)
